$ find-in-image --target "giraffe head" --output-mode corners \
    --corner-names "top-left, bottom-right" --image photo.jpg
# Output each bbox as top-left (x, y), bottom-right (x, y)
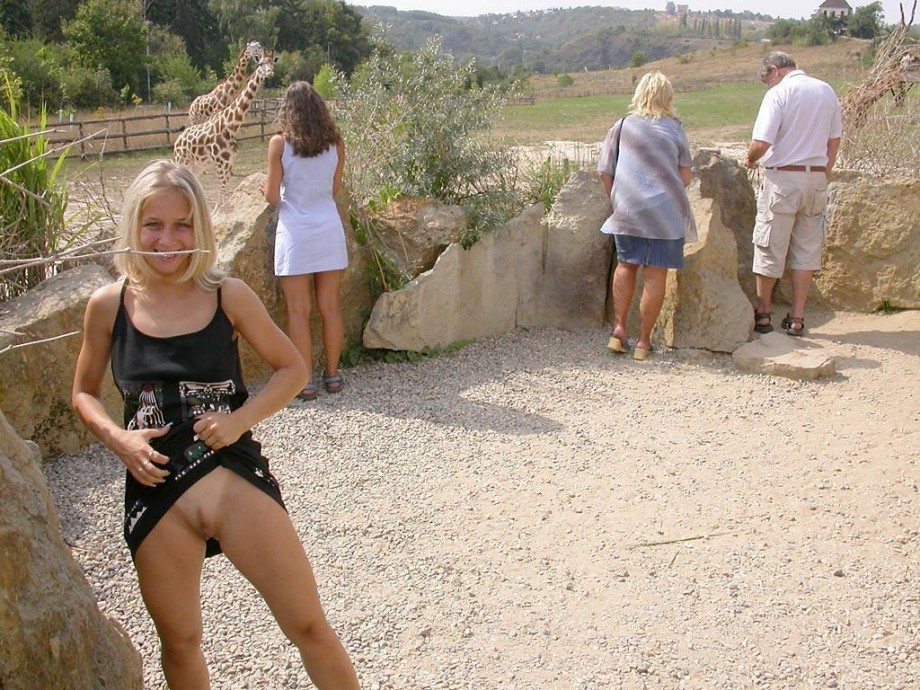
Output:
top-left (900, 51), bottom-right (920, 84)
top-left (254, 51), bottom-right (278, 81)
top-left (245, 41), bottom-right (264, 63)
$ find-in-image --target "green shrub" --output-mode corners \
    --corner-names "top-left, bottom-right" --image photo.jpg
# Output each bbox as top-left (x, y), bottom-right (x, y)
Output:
top-left (3, 39), bottom-right (65, 110)
top-left (557, 73), bottom-right (574, 87)
top-left (312, 64), bottom-right (337, 99)
top-left (335, 36), bottom-right (518, 220)
top-left (333, 36), bottom-right (523, 293)
top-left (60, 65), bottom-right (118, 109)
top-left (0, 83), bottom-right (68, 301)
top-left (272, 48), bottom-right (323, 86)
top-left (526, 156), bottom-right (577, 211)
top-left (0, 48), bottom-right (23, 111)
top-left (151, 52), bottom-right (206, 105)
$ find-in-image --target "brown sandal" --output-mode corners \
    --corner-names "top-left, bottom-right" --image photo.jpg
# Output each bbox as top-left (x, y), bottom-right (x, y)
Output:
top-left (782, 314), bottom-right (805, 336)
top-left (754, 310), bottom-right (774, 334)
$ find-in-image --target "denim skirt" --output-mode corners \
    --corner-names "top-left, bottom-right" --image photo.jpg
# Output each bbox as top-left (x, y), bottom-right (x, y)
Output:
top-left (614, 235), bottom-right (685, 269)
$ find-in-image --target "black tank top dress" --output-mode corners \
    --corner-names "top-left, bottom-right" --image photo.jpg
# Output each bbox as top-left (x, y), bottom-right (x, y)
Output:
top-left (110, 281), bottom-right (285, 560)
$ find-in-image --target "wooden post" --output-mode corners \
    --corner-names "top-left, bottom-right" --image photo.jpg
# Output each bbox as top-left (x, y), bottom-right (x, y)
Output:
top-left (165, 112), bottom-right (171, 147)
top-left (121, 117), bottom-right (128, 151)
top-left (78, 123), bottom-right (86, 158)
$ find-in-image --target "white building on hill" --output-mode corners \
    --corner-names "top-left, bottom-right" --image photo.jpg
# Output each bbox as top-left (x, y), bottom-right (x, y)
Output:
top-left (817, 0), bottom-right (853, 19)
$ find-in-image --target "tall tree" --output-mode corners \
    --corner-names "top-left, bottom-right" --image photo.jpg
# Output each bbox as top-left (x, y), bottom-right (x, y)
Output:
top-left (207, 0), bottom-right (279, 47)
top-left (146, 0), bottom-right (224, 72)
top-left (27, 0), bottom-right (81, 41)
top-left (0, 0), bottom-right (31, 38)
top-left (847, 1), bottom-right (883, 39)
top-left (274, 0), bottom-right (372, 75)
top-left (63, 0), bottom-right (145, 94)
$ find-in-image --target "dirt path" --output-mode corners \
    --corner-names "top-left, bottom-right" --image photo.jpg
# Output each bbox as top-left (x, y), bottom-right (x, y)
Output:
top-left (47, 307), bottom-right (920, 689)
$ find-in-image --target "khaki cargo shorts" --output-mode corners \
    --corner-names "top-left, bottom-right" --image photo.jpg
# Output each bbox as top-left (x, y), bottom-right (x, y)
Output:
top-left (752, 170), bottom-right (828, 279)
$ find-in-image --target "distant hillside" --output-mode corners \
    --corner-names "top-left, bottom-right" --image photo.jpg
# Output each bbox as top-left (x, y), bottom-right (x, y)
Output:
top-left (356, 5), bottom-right (774, 72)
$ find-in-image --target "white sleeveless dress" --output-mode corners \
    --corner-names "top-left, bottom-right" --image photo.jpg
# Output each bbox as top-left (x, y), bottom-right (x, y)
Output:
top-left (274, 141), bottom-right (348, 276)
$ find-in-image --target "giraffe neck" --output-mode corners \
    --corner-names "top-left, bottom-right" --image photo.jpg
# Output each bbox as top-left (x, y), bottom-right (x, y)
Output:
top-left (210, 48), bottom-right (252, 106)
top-left (215, 70), bottom-right (268, 138)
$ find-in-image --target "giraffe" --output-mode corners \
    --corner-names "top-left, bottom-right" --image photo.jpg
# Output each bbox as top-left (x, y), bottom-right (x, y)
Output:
top-left (840, 5), bottom-right (920, 133)
top-left (187, 41), bottom-right (264, 126)
top-left (173, 52), bottom-right (277, 205)
top-left (841, 46), bottom-right (920, 132)
top-left (891, 51), bottom-right (920, 106)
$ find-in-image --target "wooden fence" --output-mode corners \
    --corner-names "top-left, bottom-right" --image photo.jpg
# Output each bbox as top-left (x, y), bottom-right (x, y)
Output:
top-left (45, 98), bottom-right (283, 158)
top-left (41, 87), bottom-right (693, 157)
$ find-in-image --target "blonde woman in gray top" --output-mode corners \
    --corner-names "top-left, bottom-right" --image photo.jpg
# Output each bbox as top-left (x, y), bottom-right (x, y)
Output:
top-left (597, 71), bottom-right (696, 361)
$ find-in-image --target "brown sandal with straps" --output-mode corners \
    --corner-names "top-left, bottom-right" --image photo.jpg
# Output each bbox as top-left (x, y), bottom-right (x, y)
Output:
top-left (782, 314), bottom-right (805, 336)
top-left (754, 310), bottom-right (774, 334)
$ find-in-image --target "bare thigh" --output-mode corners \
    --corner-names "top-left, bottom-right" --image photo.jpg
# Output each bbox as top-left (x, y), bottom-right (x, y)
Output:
top-left (280, 274), bottom-right (313, 314)
top-left (206, 470), bottom-right (331, 639)
top-left (134, 504), bottom-right (208, 652)
top-left (313, 270), bottom-right (343, 314)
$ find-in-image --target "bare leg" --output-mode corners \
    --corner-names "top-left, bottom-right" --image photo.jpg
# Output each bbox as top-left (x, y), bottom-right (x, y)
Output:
top-left (611, 262), bottom-right (639, 342)
top-left (134, 513), bottom-right (208, 690)
top-left (314, 270), bottom-right (345, 378)
top-left (755, 274), bottom-right (778, 316)
top-left (789, 269), bottom-right (813, 320)
top-left (280, 274), bottom-right (314, 383)
top-left (216, 479), bottom-right (360, 689)
top-left (636, 266), bottom-right (668, 351)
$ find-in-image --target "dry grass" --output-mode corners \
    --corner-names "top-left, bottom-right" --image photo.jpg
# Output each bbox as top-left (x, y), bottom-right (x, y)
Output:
top-left (501, 38), bottom-right (877, 147)
top-left (57, 39), bottom-right (888, 213)
top-left (529, 37), bottom-right (872, 96)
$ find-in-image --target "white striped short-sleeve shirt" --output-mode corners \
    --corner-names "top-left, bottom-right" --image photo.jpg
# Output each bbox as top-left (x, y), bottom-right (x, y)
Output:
top-left (752, 70), bottom-right (843, 168)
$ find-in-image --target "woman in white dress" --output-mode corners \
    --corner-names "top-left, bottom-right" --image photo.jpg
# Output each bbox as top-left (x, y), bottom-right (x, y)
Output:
top-left (263, 81), bottom-right (347, 401)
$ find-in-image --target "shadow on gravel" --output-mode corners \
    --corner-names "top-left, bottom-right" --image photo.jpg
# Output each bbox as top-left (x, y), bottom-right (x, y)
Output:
top-left (824, 329), bottom-right (920, 357)
top-left (327, 376), bottom-right (566, 435)
top-left (317, 329), bottom-right (618, 435)
top-left (43, 449), bottom-right (123, 545)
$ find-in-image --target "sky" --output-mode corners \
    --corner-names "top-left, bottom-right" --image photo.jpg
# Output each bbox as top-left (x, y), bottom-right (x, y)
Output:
top-left (353, 0), bottom-right (909, 23)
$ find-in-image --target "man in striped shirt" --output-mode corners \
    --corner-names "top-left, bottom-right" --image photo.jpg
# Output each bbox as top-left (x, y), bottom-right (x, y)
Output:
top-left (744, 51), bottom-right (843, 337)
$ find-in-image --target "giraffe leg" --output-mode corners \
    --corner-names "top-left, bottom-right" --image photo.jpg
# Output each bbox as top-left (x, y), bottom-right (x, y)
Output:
top-left (216, 161), bottom-right (231, 207)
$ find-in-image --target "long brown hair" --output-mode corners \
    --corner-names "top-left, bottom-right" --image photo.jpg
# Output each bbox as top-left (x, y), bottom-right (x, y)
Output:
top-left (277, 81), bottom-right (340, 157)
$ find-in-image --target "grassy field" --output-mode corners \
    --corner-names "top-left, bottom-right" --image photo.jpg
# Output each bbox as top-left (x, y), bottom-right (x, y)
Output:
top-left (493, 83), bottom-right (765, 147)
top-left (498, 37), bottom-right (873, 147)
top-left (60, 37), bottom-right (880, 201)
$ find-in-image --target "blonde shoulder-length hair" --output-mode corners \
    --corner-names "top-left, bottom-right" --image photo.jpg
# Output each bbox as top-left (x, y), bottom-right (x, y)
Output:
top-left (113, 160), bottom-right (224, 291)
top-left (628, 71), bottom-right (677, 120)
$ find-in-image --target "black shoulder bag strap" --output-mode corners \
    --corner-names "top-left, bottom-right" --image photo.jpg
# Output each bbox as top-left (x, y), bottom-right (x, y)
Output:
top-left (605, 115), bottom-right (627, 292)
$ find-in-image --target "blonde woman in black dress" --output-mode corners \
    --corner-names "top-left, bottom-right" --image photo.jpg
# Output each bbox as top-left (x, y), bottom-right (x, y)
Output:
top-left (72, 160), bottom-right (359, 689)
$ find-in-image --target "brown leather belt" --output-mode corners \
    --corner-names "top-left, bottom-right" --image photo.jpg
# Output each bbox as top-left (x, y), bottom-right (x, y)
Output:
top-left (766, 165), bottom-right (827, 172)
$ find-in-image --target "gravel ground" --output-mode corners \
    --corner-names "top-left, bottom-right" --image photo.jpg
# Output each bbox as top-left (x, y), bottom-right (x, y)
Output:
top-left (46, 310), bottom-right (920, 690)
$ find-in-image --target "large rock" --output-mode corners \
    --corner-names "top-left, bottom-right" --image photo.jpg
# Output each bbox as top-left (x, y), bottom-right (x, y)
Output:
top-left (213, 173), bottom-right (373, 382)
top-left (653, 186), bottom-right (754, 352)
top-left (0, 410), bottom-right (143, 689)
top-left (732, 331), bottom-right (837, 380)
top-left (695, 149), bottom-right (757, 301)
top-left (370, 197), bottom-right (468, 281)
top-left (0, 264), bottom-right (120, 459)
top-left (519, 170), bottom-right (613, 330)
top-left (363, 170), bottom-right (613, 351)
top-left (618, 155), bottom-right (754, 352)
top-left (363, 205), bottom-right (545, 351)
top-left (817, 174), bottom-right (920, 311)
